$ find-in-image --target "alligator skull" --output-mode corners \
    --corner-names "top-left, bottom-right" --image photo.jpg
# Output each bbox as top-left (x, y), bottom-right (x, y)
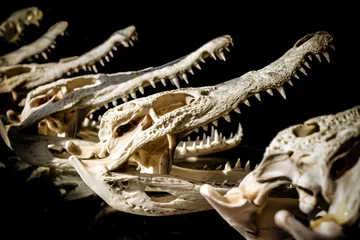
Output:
top-left (201, 105), bottom-right (360, 239)
top-left (61, 31), bottom-right (334, 215)
top-left (0, 21), bottom-right (68, 67)
top-left (0, 6), bottom-right (43, 44)
top-left (0, 25), bottom-right (137, 104)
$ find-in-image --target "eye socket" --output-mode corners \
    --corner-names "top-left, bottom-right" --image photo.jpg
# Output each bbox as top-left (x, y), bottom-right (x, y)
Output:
top-left (116, 124), bottom-right (131, 137)
top-left (330, 139), bottom-right (360, 180)
top-left (293, 123), bottom-right (320, 137)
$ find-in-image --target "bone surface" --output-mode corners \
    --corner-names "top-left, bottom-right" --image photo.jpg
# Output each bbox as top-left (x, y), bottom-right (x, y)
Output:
top-left (0, 21), bottom-right (68, 67)
top-left (201, 105), bottom-right (360, 239)
top-left (0, 7), bottom-right (43, 43)
top-left (57, 31), bottom-right (334, 216)
top-left (0, 25), bottom-right (138, 100)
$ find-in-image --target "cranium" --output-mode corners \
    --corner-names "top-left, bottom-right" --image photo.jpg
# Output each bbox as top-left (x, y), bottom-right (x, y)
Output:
top-left (61, 31), bottom-right (334, 216)
top-left (0, 25), bottom-right (137, 105)
top-left (1, 35), bottom-right (234, 168)
top-left (0, 34), bottom-right (234, 201)
top-left (0, 7), bottom-right (43, 44)
top-left (200, 105), bottom-right (360, 239)
top-left (0, 21), bottom-right (68, 67)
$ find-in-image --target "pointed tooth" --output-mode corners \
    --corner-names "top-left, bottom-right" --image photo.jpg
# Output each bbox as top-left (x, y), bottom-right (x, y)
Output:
top-left (122, 97), bottom-right (128, 102)
top-left (194, 128), bottom-right (199, 133)
top-left (229, 132), bottom-right (233, 139)
top-left (41, 52), bottom-right (48, 60)
top-left (255, 164), bottom-right (259, 169)
top-left (244, 99), bottom-right (250, 106)
top-left (83, 118), bottom-right (90, 127)
top-left (303, 61), bottom-right (311, 69)
top-left (82, 66), bottom-right (87, 71)
top-left (92, 65), bottom-right (98, 73)
top-left (203, 164), bottom-right (208, 170)
top-left (210, 52), bottom-right (217, 60)
top-left (212, 180), bottom-right (216, 186)
top-left (91, 120), bottom-right (97, 127)
top-left (181, 73), bottom-right (189, 84)
top-left (50, 44), bottom-right (56, 49)
top-left (194, 62), bottom-right (201, 70)
top-left (105, 56), bottom-right (110, 62)
top-left (109, 50), bottom-right (114, 58)
top-left (87, 66), bottom-right (92, 71)
top-left (255, 93), bottom-right (261, 101)
top-left (89, 114), bottom-right (93, 119)
top-left (212, 120), bottom-right (218, 127)
top-left (233, 107), bottom-right (241, 114)
top-left (112, 100), bottom-right (118, 106)
top-left (223, 114), bottom-right (231, 123)
top-left (74, 68), bottom-right (79, 73)
top-left (235, 158), bottom-right (241, 168)
top-left (138, 86), bottom-right (145, 94)
top-left (171, 77), bottom-right (180, 88)
top-left (315, 54), bottom-right (322, 62)
top-left (307, 55), bottom-right (313, 61)
top-left (206, 136), bottom-right (211, 146)
top-left (219, 51), bottom-right (226, 61)
top-left (322, 52), bottom-right (330, 63)
top-left (129, 40), bottom-right (134, 46)
top-left (200, 57), bottom-right (205, 63)
top-left (287, 79), bottom-right (293, 86)
top-left (214, 129), bottom-right (219, 143)
top-left (104, 103), bottom-right (109, 109)
top-left (187, 136), bottom-right (191, 142)
top-left (277, 86), bottom-right (286, 99)
top-left (293, 73), bottom-right (299, 79)
top-left (182, 142), bottom-right (186, 151)
top-left (35, 54), bottom-right (39, 59)
top-left (298, 67), bottom-right (307, 76)
top-left (221, 180), bottom-right (228, 186)
top-left (216, 165), bottom-right (222, 170)
top-left (224, 161), bottom-right (232, 171)
top-left (130, 92), bottom-right (137, 99)
top-left (202, 125), bottom-right (208, 131)
top-left (98, 115), bottom-right (102, 121)
top-left (113, 46), bottom-right (118, 51)
top-left (122, 41), bottom-right (130, 47)
top-left (202, 133), bottom-right (206, 140)
top-left (66, 71), bottom-right (71, 76)
top-left (245, 160), bottom-right (250, 170)
top-left (100, 59), bottom-right (105, 66)
top-left (192, 141), bottom-right (196, 150)
top-left (149, 79), bottom-right (156, 88)
top-left (188, 68), bottom-right (194, 75)
top-left (225, 46), bottom-right (230, 52)
top-left (160, 79), bottom-right (166, 86)
top-left (330, 43), bottom-right (335, 51)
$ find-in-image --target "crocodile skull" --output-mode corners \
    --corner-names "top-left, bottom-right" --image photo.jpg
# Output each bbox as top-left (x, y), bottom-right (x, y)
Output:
top-left (0, 21), bottom-right (68, 67)
top-left (62, 31), bottom-right (334, 215)
top-left (0, 25), bottom-right (137, 103)
top-left (0, 34), bottom-right (233, 171)
top-left (201, 105), bottom-right (360, 239)
top-left (0, 6), bottom-right (43, 44)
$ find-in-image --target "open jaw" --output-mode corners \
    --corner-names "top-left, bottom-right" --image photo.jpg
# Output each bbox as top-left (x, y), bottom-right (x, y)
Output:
top-left (12, 34), bottom-right (234, 136)
top-left (52, 31), bottom-right (334, 216)
top-left (0, 6), bottom-right (43, 44)
top-left (0, 25), bottom-right (138, 100)
top-left (199, 105), bottom-right (360, 240)
top-left (0, 21), bottom-right (69, 67)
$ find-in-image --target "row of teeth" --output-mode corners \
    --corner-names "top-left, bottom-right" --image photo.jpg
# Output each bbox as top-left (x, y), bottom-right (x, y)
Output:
top-left (207, 50), bottom-right (333, 125)
top-left (83, 44), bottom-right (232, 121)
top-left (65, 35), bottom-right (138, 76)
top-left (179, 123), bottom-right (242, 152)
top-left (27, 37), bottom-right (61, 61)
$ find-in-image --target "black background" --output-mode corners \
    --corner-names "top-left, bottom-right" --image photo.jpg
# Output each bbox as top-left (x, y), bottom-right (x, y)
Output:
top-left (0, 2), bottom-right (358, 239)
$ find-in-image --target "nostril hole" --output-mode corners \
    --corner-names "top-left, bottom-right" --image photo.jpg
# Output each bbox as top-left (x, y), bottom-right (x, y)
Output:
top-left (293, 123), bottom-right (320, 137)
